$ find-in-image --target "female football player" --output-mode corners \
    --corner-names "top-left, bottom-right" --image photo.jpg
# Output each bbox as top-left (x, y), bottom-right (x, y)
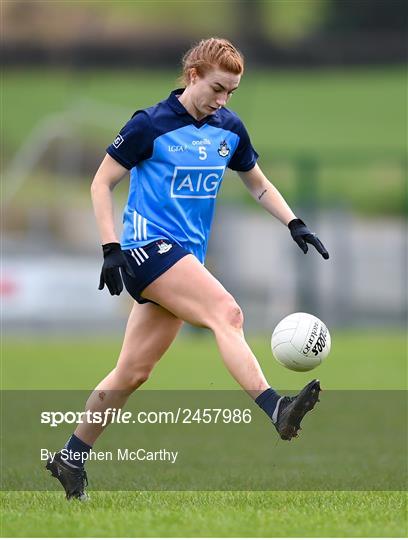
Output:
top-left (47, 37), bottom-right (328, 500)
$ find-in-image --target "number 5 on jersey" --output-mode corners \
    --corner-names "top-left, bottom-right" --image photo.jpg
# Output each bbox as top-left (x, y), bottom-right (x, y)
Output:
top-left (198, 146), bottom-right (207, 160)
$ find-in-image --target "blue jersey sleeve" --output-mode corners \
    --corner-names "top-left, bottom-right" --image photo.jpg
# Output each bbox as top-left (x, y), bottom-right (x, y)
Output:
top-left (228, 120), bottom-right (259, 172)
top-left (106, 111), bottom-right (153, 170)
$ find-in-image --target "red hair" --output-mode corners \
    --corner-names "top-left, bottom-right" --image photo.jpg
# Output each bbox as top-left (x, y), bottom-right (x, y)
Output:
top-left (181, 38), bottom-right (244, 86)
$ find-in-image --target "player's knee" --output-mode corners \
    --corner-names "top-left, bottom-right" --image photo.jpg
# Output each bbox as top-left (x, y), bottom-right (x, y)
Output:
top-left (213, 295), bottom-right (244, 331)
top-left (115, 365), bottom-right (151, 392)
top-left (229, 302), bottom-right (244, 329)
top-left (132, 370), bottom-right (150, 387)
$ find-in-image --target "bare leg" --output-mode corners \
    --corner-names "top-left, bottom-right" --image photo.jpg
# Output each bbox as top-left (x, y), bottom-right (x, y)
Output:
top-left (143, 255), bottom-right (270, 398)
top-left (75, 302), bottom-right (183, 445)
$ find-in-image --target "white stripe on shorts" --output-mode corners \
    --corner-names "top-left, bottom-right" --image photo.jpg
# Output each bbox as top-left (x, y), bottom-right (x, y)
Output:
top-left (130, 250), bottom-right (141, 266)
top-left (139, 247), bottom-right (149, 260)
top-left (133, 249), bottom-right (146, 264)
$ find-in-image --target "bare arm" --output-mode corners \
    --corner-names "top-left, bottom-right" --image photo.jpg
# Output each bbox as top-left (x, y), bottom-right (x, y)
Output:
top-left (237, 163), bottom-right (296, 226)
top-left (90, 154), bottom-right (129, 244)
top-left (238, 163), bottom-right (329, 259)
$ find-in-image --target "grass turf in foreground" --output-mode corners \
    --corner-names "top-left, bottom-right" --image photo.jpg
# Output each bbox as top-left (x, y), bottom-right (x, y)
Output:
top-left (2, 333), bottom-right (406, 537)
top-left (1, 491), bottom-right (406, 538)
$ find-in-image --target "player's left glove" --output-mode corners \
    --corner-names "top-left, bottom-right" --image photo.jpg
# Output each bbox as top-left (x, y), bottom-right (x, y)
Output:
top-left (288, 218), bottom-right (329, 260)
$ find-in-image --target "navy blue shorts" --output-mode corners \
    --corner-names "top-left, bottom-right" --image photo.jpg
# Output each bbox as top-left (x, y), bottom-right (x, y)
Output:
top-left (122, 239), bottom-right (190, 304)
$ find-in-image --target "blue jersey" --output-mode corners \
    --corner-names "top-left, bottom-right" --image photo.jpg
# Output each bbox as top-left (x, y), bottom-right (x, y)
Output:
top-left (106, 89), bottom-right (258, 263)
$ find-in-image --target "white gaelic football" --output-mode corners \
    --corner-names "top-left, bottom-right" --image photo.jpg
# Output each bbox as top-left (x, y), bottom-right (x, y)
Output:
top-left (271, 312), bottom-right (331, 372)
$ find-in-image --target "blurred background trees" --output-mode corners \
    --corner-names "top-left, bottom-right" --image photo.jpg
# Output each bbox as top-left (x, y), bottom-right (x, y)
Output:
top-left (3, 0), bottom-right (407, 67)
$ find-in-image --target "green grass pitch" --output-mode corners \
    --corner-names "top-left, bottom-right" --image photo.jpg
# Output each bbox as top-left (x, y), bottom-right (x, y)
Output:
top-left (3, 68), bottom-right (406, 216)
top-left (1, 490), bottom-right (405, 537)
top-left (3, 68), bottom-right (405, 157)
top-left (1, 331), bottom-right (407, 537)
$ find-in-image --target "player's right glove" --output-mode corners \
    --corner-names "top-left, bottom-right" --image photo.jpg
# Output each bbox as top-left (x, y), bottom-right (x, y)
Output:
top-left (288, 218), bottom-right (329, 260)
top-left (98, 242), bottom-right (135, 296)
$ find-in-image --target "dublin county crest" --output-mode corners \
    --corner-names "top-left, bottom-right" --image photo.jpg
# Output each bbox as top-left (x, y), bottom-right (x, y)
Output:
top-left (217, 140), bottom-right (230, 157)
top-left (156, 240), bottom-right (173, 254)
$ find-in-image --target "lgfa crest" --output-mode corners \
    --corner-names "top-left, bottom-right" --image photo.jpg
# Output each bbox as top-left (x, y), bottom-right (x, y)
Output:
top-left (218, 140), bottom-right (230, 157)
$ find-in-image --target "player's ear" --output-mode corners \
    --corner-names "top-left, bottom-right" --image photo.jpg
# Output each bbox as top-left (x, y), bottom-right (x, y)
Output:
top-left (189, 68), bottom-right (199, 85)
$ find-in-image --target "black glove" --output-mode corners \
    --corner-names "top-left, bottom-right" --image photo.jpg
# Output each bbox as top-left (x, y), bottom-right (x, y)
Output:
top-left (288, 218), bottom-right (329, 260)
top-left (98, 243), bottom-right (136, 296)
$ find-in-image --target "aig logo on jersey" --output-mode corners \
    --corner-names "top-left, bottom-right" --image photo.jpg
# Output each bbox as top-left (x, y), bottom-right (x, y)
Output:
top-left (170, 166), bottom-right (225, 199)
